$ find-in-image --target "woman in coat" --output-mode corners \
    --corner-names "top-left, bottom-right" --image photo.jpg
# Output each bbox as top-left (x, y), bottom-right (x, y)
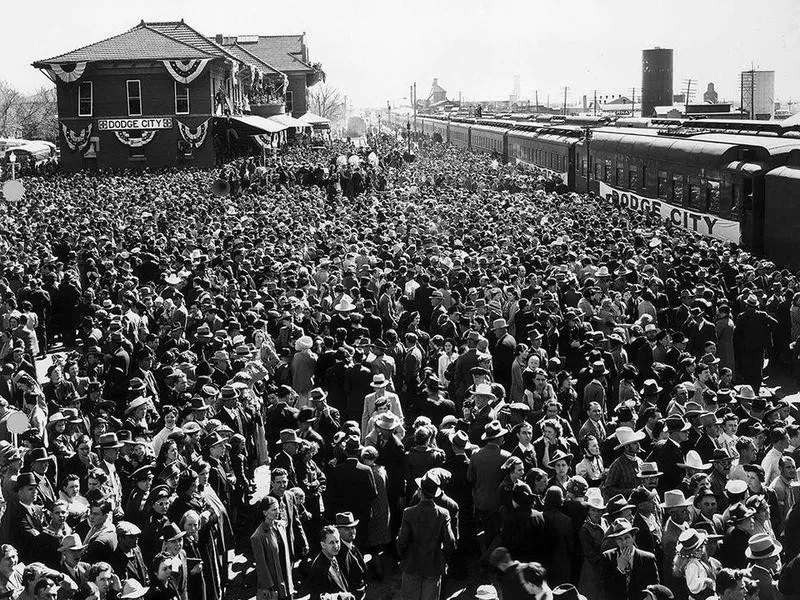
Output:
top-left (578, 489), bottom-right (608, 600)
top-left (715, 306), bottom-right (736, 373)
top-left (249, 496), bottom-right (294, 600)
top-left (541, 486), bottom-right (575, 586)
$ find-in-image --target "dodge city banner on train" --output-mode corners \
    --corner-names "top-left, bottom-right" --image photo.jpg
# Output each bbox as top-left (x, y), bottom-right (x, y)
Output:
top-left (598, 181), bottom-right (741, 244)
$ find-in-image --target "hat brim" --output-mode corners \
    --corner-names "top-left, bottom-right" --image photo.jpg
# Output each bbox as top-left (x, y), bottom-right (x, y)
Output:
top-left (481, 428), bottom-right (509, 441)
top-left (745, 542), bottom-right (782, 559)
top-left (607, 525), bottom-right (639, 538)
top-left (547, 454), bottom-right (574, 467)
top-left (58, 543), bottom-right (87, 552)
top-left (370, 381), bottom-right (389, 388)
top-left (637, 470), bottom-right (664, 478)
top-left (100, 442), bottom-right (124, 449)
top-left (661, 499), bottom-right (691, 508)
top-left (613, 431), bottom-right (646, 450)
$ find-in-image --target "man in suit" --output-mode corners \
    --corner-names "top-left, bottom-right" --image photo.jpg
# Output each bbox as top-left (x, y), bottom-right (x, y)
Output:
top-left (308, 525), bottom-right (354, 600)
top-left (3, 472), bottom-right (43, 563)
top-left (450, 331), bottom-right (481, 404)
top-left (28, 447), bottom-right (57, 511)
top-left (270, 467), bottom-right (309, 563)
top-left (718, 502), bottom-right (756, 569)
top-left (601, 518), bottom-right (659, 600)
top-left (105, 331), bottom-right (131, 403)
top-left (396, 471), bottom-right (456, 600)
top-left (83, 494), bottom-right (118, 564)
top-left (660, 490), bottom-right (691, 592)
top-left (336, 512), bottom-right (366, 600)
top-left (647, 415), bottom-right (691, 494)
top-left (272, 429), bottom-right (300, 488)
top-left (734, 295), bottom-right (777, 392)
top-left (109, 521), bottom-right (149, 586)
top-left (490, 318), bottom-right (517, 394)
top-left (203, 431), bottom-right (232, 507)
top-left (326, 437), bottom-right (377, 548)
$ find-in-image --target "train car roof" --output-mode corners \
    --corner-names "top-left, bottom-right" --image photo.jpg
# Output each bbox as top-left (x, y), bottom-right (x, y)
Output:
top-left (692, 133), bottom-right (800, 157)
top-left (589, 130), bottom-right (741, 168)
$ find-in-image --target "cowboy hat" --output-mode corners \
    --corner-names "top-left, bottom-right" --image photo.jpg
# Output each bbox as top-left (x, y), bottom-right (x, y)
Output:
top-left (334, 297), bottom-right (356, 312)
top-left (661, 489), bottom-right (691, 509)
top-left (735, 385), bottom-right (759, 401)
top-left (637, 462), bottom-right (663, 478)
top-left (120, 579), bottom-right (149, 599)
top-left (585, 488), bottom-right (606, 510)
top-left (613, 427), bottom-right (646, 450)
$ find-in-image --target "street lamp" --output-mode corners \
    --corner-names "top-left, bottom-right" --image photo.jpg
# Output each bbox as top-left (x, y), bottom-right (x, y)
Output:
top-left (8, 152), bottom-right (16, 181)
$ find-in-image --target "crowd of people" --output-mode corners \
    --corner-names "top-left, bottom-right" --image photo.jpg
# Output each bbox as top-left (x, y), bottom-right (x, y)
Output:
top-left (0, 127), bottom-right (800, 600)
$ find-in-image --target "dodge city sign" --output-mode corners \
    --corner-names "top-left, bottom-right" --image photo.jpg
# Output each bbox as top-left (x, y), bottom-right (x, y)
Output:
top-left (598, 181), bottom-right (740, 244)
top-left (97, 118), bottom-right (173, 131)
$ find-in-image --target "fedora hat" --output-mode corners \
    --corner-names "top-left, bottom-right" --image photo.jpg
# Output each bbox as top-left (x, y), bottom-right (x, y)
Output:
top-left (728, 502), bottom-right (756, 523)
top-left (745, 533), bottom-right (782, 560)
top-left (14, 472), bottom-right (38, 491)
top-left (415, 469), bottom-right (443, 498)
top-left (220, 385), bottom-right (237, 401)
top-left (710, 448), bottom-right (733, 463)
top-left (195, 324), bottom-right (212, 339)
top-left (492, 318), bottom-right (508, 330)
top-left (591, 360), bottom-right (609, 376)
top-left (279, 429), bottom-right (300, 445)
top-left (475, 585), bottom-right (500, 600)
top-left (661, 489), bottom-right (691, 509)
top-left (605, 494), bottom-right (635, 516)
top-left (473, 383), bottom-right (497, 399)
top-left (735, 385), bottom-right (758, 401)
top-left (58, 533), bottom-right (87, 552)
top-left (585, 487), bottom-right (606, 510)
top-left (190, 396), bottom-right (211, 412)
top-left (552, 584), bottom-right (588, 600)
top-left (202, 431), bottom-right (227, 450)
top-left (295, 335), bottom-right (313, 351)
top-left (98, 432), bottom-right (123, 449)
top-left (335, 512), bottom-right (360, 527)
top-left (677, 528), bottom-right (707, 551)
top-left (212, 350), bottom-right (230, 362)
top-left (334, 297), bottom-right (356, 312)
top-left (637, 462), bottom-right (663, 478)
top-left (481, 420), bottom-right (508, 441)
top-left (547, 449), bottom-right (573, 468)
top-left (120, 579), bottom-right (149, 599)
top-left (48, 411), bottom-right (68, 424)
top-left (641, 379), bottom-right (663, 396)
top-left (308, 387), bottom-right (328, 402)
top-left (374, 412), bottom-right (402, 431)
top-left (677, 450), bottom-right (711, 471)
top-left (130, 464), bottom-right (154, 481)
top-left (125, 397), bottom-right (149, 415)
top-left (613, 426), bottom-right (646, 450)
top-left (665, 415), bottom-right (691, 433)
top-left (160, 522), bottom-right (186, 542)
top-left (370, 374), bottom-right (389, 388)
top-left (684, 401), bottom-right (705, 420)
top-left (606, 517), bottom-right (639, 538)
top-left (744, 294), bottom-right (759, 307)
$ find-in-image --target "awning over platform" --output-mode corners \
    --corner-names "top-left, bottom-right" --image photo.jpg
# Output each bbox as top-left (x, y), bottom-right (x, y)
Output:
top-left (268, 114), bottom-right (312, 129)
top-left (298, 112), bottom-right (330, 125)
top-left (215, 115), bottom-right (287, 135)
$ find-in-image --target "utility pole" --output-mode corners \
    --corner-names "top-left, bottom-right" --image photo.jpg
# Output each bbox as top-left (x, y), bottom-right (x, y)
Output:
top-left (563, 87), bottom-right (568, 116)
top-left (751, 62), bottom-right (755, 119)
top-left (593, 90), bottom-right (597, 116)
top-left (413, 81), bottom-right (417, 134)
top-left (535, 90), bottom-right (539, 112)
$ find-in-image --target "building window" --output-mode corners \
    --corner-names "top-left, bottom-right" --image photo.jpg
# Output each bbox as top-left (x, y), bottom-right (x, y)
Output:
top-left (706, 179), bottom-right (721, 215)
top-left (127, 80), bottom-right (142, 116)
top-left (175, 83), bottom-right (190, 115)
top-left (78, 82), bottom-right (93, 117)
top-left (285, 91), bottom-right (294, 114)
top-left (616, 166), bottom-right (625, 186)
top-left (604, 159), bottom-right (613, 182)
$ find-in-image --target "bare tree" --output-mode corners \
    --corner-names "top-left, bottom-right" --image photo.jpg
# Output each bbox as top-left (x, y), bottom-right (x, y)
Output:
top-left (308, 82), bottom-right (345, 122)
top-left (0, 82), bottom-right (57, 141)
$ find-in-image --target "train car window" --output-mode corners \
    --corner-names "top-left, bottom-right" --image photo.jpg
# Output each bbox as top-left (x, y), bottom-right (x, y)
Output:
top-left (706, 180), bottom-right (721, 214)
top-left (628, 166), bottom-right (639, 189)
top-left (641, 165), bottom-right (648, 190)
top-left (604, 159), bottom-right (613, 183)
top-left (657, 171), bottom-right (669, 200)
top-left (595, 161), bottom-right (601, 181)
top-left (581, 158), bottom-right (587, 176)
top-left (616, 167), bottom-right (625, 186)
top-left (673, 174), bottom-right (685, 205)
top-left (687, 181), bottom-right (702, 211)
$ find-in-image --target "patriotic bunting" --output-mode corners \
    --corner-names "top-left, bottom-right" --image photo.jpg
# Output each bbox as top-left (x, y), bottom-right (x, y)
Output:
top-left (114, 131), bottom-right (157, 147)
top-left (50, 62), bottom-right (87, 83)
top-left (177, 119), bottom-right (210, 148)
top-left (61, 123), bottom-right (93, 151)
top-left (163, 59), bottom-right (211, 84)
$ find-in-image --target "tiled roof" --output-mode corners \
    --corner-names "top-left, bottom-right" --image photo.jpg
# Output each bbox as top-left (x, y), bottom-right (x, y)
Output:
top-left (33, 23), bottom-right (213, 66)
top-left (144, 21), bottom-right (233, 61)
top-left (224, 44), bottom-right (283, 76)
top-left (215, 34), bottom-right (314, 73)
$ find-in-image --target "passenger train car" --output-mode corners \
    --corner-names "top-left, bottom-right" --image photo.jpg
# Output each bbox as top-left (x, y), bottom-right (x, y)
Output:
top-left (413, 113), bottom-right (800, 266)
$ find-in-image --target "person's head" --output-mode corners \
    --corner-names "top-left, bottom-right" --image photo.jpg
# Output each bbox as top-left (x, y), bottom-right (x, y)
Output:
top-left (587, 401), bottom-right (602, 421)
top-left (488, 547), bottom-right (513, 572)
top-left (50, 500), bottom-right (68, 529)
top-left (260, 496), bottom-right (280, 524)
top-left (516, 422), bottom-right (533, 446)
top-left (717, 568), bottom-right (747, 600)
top-left (152, 551), bottom-right (174, 584)
top-left (770, 427), bottom-right (790, 452)
top-left (319, 525), bottom-right (340, 558)
top-left (779, 456), bottom-right (797, 481)
top-left (87, 562), bottom-right (113, 595)
top-left (518, 562), bottom-right (547, 596)
top-left (33, 577), bottom-right (57, 600)
top-left (75, 435), bottom-right (92, 460)
top-left (89, 498), bottom-right (112, 528)
top-left (0, 545), bottom-right (18, 579)
top-left (542, 419), bottom-right (561, 442)
top-left (697, 491), bottom-right (718, 518)
top-left (271, 467), bottom-right (288, 496)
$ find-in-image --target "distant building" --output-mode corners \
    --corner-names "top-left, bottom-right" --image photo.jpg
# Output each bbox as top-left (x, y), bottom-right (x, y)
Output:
top-left (427, 78), bottom-right (448, 106)
top-left (704, 83), bottom-right (719, 104)
top-left (641, 48), bottom-right (674, 117)
top-left (741, 70), bottom-right (775, 120)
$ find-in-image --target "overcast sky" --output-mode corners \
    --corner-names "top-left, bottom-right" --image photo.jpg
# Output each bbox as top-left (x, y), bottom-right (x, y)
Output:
top-left (5, 0), bottom-right (800, 110)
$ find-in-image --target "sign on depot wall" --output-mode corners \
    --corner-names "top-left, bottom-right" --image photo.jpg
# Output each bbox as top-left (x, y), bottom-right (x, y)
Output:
top-left (97, 117), bottom-right (173, 131)
top-left (598, 181), bottom-right (740, 244)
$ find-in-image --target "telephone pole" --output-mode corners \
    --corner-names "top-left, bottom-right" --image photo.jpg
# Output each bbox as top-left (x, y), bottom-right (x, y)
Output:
top-left (562, 87), bottom-right (568, 115)
top-left (593, 90), bottom-right (597, 116)
top-left (535, 90), bottom-right (539, 112)
top-left (413, 81), bottom-right (417, 133)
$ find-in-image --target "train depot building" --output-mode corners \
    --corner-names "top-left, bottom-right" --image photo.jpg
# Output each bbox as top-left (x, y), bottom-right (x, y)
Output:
top-left (33, 20), bottom-right (325, 171)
